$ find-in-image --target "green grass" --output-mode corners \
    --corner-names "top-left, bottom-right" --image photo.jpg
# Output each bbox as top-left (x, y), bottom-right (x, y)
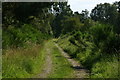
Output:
top-left (2, 40), bottom-right (75, 78)
top-left (2, 43), bottom-right (46, 78)
top-left (58, 34), bottom-right (78, 58)
top-left (91, 55), bottom-right (119, 78)
top-left (48, 41), bottom-right (74, 78)
top-left (57, 33), bottom-right (119, 78)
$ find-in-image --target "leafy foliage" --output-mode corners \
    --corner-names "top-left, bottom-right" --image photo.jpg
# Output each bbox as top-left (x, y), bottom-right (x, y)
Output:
top-left (2, 1), bottom-right (120, 78)
top-left (90, 23), bottom-right (120, 54)
top-left (90, 1), bottom-right (120, 34)
top-left (3, 24), bottom-right (51, 48)
top-left (2, 2), bottom-right (53, 48)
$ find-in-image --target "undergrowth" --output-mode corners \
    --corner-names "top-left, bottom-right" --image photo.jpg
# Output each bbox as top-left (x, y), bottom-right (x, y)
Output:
top-left (2, 43), bottom-right (46, 78)
top-left (57, 31), bottom-right (119, 78)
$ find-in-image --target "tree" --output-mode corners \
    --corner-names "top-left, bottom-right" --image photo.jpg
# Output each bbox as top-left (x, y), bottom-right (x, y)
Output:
top-left (61, 16), bottom-right (83, 34)
top-left (2, 2), bottom-right (55, 48)
top-left (90, 3), bottom-right (118, 25)
top-left (81, 9), bottom-right (89, 20)
top-left (2, 2), bottom-right (53, 27)
top-left (114, 1), bottom-right (120, 34)
top-left (51, 2), bottom-right (73, 37)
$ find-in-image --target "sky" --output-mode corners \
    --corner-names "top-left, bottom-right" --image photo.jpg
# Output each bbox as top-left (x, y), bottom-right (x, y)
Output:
top-left (68, 0), bottom-right (120, 13)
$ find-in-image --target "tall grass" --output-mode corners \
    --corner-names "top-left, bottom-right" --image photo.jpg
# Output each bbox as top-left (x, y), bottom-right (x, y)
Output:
top-left (91, 55), bottom-right (119, 78)
top-left (2, 43), bottom-right (46, 78)
top-left (57, 32), bottom-right (119, 78)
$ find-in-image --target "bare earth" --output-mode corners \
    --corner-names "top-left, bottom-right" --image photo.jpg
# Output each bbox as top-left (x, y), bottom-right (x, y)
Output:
top-left (55, 43), bottom-right (89, 78)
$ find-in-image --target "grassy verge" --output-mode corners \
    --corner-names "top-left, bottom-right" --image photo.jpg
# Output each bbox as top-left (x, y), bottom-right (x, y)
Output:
top-left (90, 55), bottom-right (119, 78)
top-left (2, 43), bottom-right (46, 78)
top-left (48, 41), bottom-right (74, 78)
top-left (57, 34), bottom-right (119, 78)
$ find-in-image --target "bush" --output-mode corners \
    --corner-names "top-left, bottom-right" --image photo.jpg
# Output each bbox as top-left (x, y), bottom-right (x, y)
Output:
top-left (69, 37), bottom-right (75, 45)
top-left (3, 29), bottom-right (13, 48)
top-left (90, 23), bottom-right (120, 54)
top-left (103, 33), bottom-right (120, 54)
top-left (90, 23), bottom-right (113, 46)
top-left (2, 24), bottom-right (51, 48)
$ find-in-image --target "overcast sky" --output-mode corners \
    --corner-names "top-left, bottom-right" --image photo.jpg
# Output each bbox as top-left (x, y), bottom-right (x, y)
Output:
top-left (68, 0), bottom-right (120, 13)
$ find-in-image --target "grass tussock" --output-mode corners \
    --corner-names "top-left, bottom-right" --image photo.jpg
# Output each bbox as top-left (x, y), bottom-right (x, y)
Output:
top-left (2, 43), bottom-right (46, 78)
top-left (91, 55), bottom-right (119, 78)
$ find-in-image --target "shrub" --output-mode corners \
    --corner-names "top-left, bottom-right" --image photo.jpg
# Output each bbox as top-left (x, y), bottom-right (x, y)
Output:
top-left (2, 24), bottom-right (51, 48)
top-left (90, 23), bottom-right (120, 54)
top-left (103, 33), bottom-right (120, 54)
top-left (90, 23), bottom-right (113, 46)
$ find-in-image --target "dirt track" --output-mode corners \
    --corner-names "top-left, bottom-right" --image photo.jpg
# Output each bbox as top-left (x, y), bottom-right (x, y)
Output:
top-left (34, 42), bottom-right (52, 78)
top-left (55, 43), bottom-right (89, 78)
top-left (34, 41), bottom-right (89, 78)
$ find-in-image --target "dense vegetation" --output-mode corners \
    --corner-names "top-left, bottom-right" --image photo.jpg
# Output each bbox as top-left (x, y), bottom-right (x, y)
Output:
top-left (56, 2), bottom-right (120, 78)
top-left (2, 2), bottom-right (53, 48)
top-left (2, 2), bottom-right (54, 78)
top-left (2, 1), bottom-right (120, 78)
top-left (3, 44), bottom-right (46, 78)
